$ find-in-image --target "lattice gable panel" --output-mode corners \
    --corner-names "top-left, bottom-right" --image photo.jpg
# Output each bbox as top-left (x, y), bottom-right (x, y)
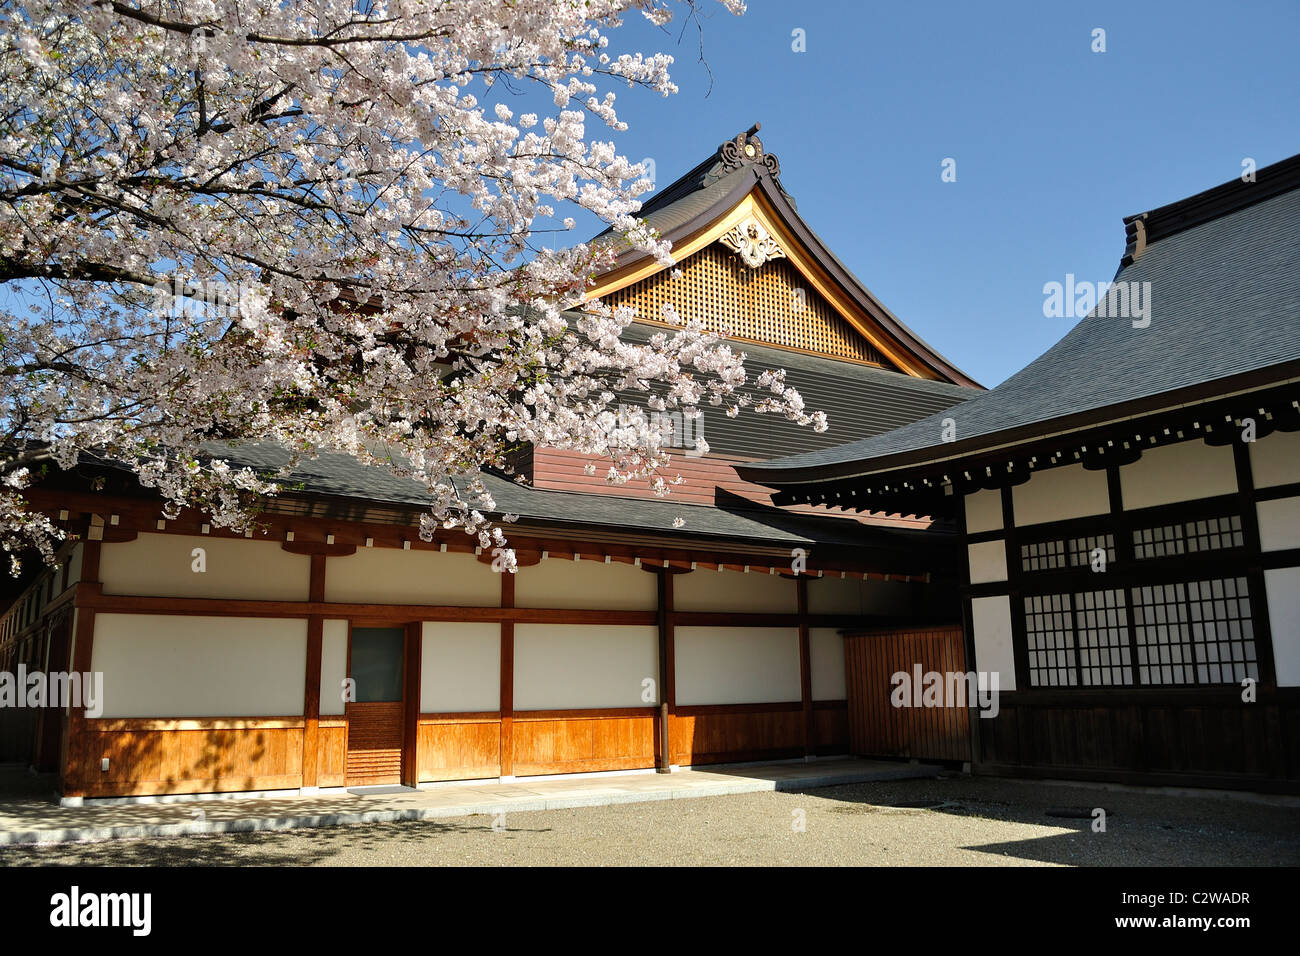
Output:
top-left (599, 242), bottom-right (892, 367)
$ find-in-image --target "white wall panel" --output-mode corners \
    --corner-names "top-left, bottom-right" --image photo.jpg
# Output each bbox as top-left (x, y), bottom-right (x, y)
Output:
top-left (809, 627), bottom-right (846, 700)
top-left (319, 619), bottom-right (349, 716)
top-left (1249, 429), bottom-right (1300, 489)
top-left (100, 534), bottom-right (310, 601)
top-left (805, 576), bottom-right (915, 616)
top-left (1258, 497), bottom-right (1300, 552)
top-left (967, 540), bottom-right (1008, 584)
top-left (92, 614), bottom-right (307, 718)
top-left (674, 626), bottom-right (801, 706)
top-left (673, 569), bottom-right (797, 614)
top-left (1120, 441), bottom-right (1237, 511)
top-left (964, 488), bottom-right (1003, 534)
top-left (970, 596), bottom-right (1016, 692)
top-left (323, 548), bottom-right (499, 606)
top-left (513, 624), bottom-right (657, 710)
top-left (514, 558), bottom-right (656, 610)
top-left (1264, 568), bottom-right (1300, 687)
top-left (420, 622), bottom-right (501, 712)
top-left (1013, 464), bottom-right (1110, 527)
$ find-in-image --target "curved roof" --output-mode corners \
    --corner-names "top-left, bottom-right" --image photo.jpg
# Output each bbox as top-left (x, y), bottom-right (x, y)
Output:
top-left (591, 126), bottom-right (981, 388)
top-left (738, 153), bottom-right (1300, 486)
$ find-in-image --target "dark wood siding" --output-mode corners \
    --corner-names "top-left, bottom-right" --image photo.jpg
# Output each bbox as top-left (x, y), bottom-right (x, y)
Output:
top-left (843, 625), bottom-right (972, 763)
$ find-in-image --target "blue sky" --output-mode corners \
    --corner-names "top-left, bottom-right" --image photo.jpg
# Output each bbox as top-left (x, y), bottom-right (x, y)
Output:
top-left (588, 0), bottom-right (1300, 387)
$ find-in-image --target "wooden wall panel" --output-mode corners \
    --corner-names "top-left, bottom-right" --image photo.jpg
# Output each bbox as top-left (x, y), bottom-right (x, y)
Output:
top-left (811, 700), bottom-right (849, 755)
top-left (71, 720), bottom-right (304, 797)
top-left (977, 689), bottom-right (1300, 791)
top-left (512, 709), bottom-right (656, 776)
top-left (670, 703), bottom-right (805, 765)
top-left (418, 715), bottom-right (502, 782)
top-left (844, 625), bottom-right (972, 763)
top-left (316, 720), bottom-right (347, 788)
top-left (531, 448), bottom-right (935, 529)
top-left (345, 701), bottom-right (404, 786)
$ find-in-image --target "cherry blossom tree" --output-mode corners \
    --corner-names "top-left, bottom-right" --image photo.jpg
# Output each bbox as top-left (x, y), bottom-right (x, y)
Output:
top-left (0, 0), bottom-right (824, 575)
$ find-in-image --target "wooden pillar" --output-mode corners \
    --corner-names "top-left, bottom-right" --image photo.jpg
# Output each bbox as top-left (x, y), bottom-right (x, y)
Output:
top-left (499, 571), bottom-right (515, 780)
top-left (62, 540), bottom-right (101, 798)
top-left (655, 569), bottom-right (674, 772)
top-left (301, 555), bottom-right (326, 790)
top-left (797, 575), bottom-right (813, 758)
top-left (401, 620), bottom-right (422, 787)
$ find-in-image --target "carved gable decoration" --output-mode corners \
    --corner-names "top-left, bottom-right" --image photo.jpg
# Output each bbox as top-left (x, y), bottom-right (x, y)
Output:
top-left (719, 216), bottom-right (786, 269)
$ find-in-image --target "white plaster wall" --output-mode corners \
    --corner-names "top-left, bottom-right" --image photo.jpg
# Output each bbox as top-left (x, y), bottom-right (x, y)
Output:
top-left (92, 614), bottom-right (308, 718)
top-left (319, 619), bottom-right (349, 716)
top-left (323, 548), bottom-right (499, 606)
top-left (514, 558), bottom-right (656, 611)
top-left (674, 626), bottom-right (801, 706)
top-left (967, 540), bottom-right (1008, 584)
top-left (100, 534), bottom-right (310, 601)
top-left (805, 576), bottom-right (915, 616)
top-left (420, 622), bottom-right (501, 713)
top-left (1249, 429), bottom-right (1300, 489)
top-left (513, 624), bottom-right (658, 710)
top-left (66, 542), bottom-right (84, 586)
top-left (1264, 567), bottom-right (1300, 687)
top-left (1258, 497), bottom-right (1300, 552)
top-left (964, 488), bottom-right (1003, 534)
top-left (1120, 441), bottom-right (1237, 511)
top-left (672, 569), bottom-right (797, 614)
top-left (809, 627), bottom-right (846, 700)
top-left (970, 596), bottom-right (1016, 692)
top-left (1012, 463), bottom-right (1110, 527)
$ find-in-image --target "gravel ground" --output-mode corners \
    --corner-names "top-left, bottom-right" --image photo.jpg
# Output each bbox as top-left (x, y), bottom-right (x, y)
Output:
top-left (2, 775), bottom-right (1297, 866)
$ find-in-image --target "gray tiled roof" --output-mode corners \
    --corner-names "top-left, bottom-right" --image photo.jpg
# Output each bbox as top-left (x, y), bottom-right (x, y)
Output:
top-left (740, 175), bottom-right (1300, 484)
top-left (614, 321), bottom-right (976, 461)
top-left (199, 443), bottom-right (939, 553)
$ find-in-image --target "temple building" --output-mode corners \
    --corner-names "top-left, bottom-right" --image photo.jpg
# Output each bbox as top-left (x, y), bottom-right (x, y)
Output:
top-left (741, 152), bottom-right (1300, 793)
top-left (0, 127), bottom-right (981, 799)
top-left (5, 131), bottom-right (1295, 800)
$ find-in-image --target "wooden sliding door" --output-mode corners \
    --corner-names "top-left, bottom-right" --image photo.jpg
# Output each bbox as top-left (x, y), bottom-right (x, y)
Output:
top-left (346, 625), bottom-right (407, 786)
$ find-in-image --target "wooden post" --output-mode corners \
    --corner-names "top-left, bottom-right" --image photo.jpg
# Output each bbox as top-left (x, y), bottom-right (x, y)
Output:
top-left (499, 571), bottom-right (515, 780)
top-left (62, 540), bottom-right (101, 798)
top-left (301, 555), bottom-right (326, 790)
top-left (655, 569), bottom-right (672, 772)
top-left (797, 575), bottom-right (813, 758)
top-left (401, 620), bottom-right (422, 787)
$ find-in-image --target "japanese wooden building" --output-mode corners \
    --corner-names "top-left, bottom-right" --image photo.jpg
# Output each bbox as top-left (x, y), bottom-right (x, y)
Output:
top-left (740, 154), bottom-right (1300, 793)
top-left (0, 127), bottom-right (985, 800)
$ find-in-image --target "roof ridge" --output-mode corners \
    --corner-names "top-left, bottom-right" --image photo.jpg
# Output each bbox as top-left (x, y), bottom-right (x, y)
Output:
top-left (1123, 152), bottom-right (1300, 264)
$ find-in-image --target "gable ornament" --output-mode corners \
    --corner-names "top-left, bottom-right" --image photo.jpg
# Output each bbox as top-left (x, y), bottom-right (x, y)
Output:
top-left (719, 216), bottom-right (787, 269)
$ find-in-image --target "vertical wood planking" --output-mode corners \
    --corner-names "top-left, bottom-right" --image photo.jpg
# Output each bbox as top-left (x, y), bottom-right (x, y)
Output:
top-left (843, 625), bottom-right (970, 762)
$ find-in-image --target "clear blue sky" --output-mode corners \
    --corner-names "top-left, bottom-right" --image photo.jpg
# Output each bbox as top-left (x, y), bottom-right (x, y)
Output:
top-left (586, 0), bottom-right (1300, 387)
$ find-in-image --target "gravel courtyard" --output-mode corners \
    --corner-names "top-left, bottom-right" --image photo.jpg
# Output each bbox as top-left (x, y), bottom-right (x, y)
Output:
top-left (3, 775), bottom-right (1297, 866)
